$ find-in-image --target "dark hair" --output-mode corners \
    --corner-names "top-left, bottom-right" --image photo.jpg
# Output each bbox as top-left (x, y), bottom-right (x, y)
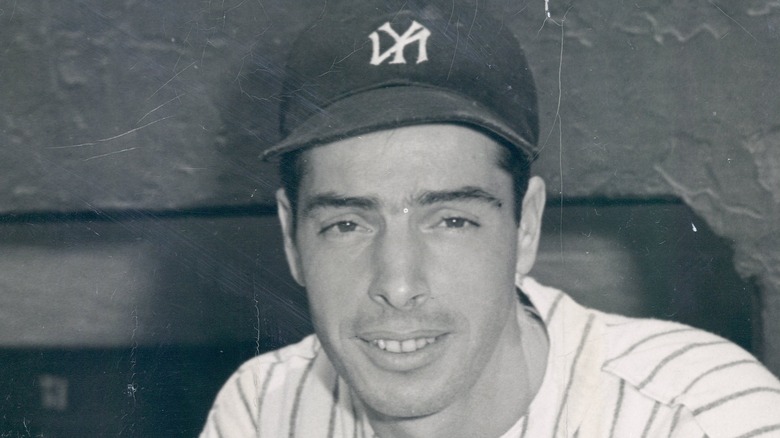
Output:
top-left (494, 142), bottom-right (531, 223)
top-left (279, 133), bottom-right (531, 226)
top-left (279, 148), bottom-right (307, 226)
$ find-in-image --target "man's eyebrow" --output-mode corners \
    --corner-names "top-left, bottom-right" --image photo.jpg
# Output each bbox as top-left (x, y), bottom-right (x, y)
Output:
top-left (301, 193), bottom-right (379, 216)
top-left (416, 186), bottom-right (503, 209)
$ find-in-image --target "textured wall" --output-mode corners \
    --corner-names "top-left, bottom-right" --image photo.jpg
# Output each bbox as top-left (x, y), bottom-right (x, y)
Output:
top-left (2, 0), bottom-right (779, 370)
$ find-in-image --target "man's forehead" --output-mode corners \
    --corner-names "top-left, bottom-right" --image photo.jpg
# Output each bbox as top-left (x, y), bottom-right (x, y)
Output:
top-left (300, 123), bottom-right (504, 169)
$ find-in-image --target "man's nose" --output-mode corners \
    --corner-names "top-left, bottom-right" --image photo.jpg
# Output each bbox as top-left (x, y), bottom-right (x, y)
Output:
top-left (368, 224), bottom-right (429, 310)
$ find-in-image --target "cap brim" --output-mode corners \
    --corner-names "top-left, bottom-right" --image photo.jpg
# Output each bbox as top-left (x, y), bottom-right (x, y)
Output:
top-left (262, 86), bottom-right (536, 162)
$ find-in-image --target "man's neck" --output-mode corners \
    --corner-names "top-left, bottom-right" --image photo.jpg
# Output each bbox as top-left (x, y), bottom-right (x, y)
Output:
top-left (365, 302), bottom-right (549, 438)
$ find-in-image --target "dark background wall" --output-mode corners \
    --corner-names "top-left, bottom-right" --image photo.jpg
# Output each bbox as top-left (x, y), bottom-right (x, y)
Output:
top-left (1, 0), bottom-right (779, 435)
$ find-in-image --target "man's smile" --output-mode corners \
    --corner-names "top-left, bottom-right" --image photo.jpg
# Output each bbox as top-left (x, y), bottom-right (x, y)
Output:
top-left (370, 336), bottom-right (438, 353)
top-left (354, 330), bottom-right (452, 372)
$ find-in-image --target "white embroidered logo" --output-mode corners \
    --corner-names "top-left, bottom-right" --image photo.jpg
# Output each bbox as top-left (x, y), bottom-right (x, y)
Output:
top-left (368, 21), bottom-right (431, 65)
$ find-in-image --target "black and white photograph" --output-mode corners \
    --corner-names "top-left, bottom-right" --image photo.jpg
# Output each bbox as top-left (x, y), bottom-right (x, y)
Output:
top-left (1, 0), bottom-right (779, 436)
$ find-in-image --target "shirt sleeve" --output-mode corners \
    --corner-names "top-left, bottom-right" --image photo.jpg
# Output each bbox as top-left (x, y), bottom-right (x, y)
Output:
top-left (669, 343), bottom-right (780, 438)
top-left (200, 361), bottom-right (270, 438)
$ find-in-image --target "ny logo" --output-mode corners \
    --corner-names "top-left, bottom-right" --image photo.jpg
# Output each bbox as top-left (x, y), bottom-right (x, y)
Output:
top-left (368, 21), bottom-right (431, 65)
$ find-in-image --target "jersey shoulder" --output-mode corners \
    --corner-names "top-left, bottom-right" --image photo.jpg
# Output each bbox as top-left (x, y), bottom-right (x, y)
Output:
top-left (600, 316), bottom-right (780, 436)
top-left (200, 335), bottom-right (322, 437)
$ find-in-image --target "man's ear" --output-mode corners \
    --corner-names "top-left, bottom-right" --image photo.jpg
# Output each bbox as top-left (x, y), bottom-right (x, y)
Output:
top-left (276, 188), bottom-right (306, 287)
top-left (516, 176), bottom-right (546, 277)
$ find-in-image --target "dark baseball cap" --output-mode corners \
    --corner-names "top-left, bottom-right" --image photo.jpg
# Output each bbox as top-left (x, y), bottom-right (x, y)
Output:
top-left (262, 1), bottom-right (539, 162)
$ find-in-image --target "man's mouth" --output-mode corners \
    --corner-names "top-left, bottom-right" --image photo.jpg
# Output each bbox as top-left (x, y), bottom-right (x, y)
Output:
top-left (370, 336), bottom-right (439, 353)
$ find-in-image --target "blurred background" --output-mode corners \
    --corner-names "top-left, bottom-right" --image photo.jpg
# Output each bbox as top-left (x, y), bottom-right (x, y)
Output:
top-left (1, 0), bottom-right (779, 435)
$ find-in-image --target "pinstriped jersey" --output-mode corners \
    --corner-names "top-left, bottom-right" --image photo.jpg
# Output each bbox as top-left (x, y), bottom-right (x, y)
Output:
top-left (200, 277), bottom-right (780, 437)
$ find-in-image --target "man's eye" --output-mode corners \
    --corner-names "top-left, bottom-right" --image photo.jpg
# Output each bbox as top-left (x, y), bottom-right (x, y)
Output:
top-left (439, 217), bottom-right (479, 229)
top-left (321, 220), bottom-right (364, 235)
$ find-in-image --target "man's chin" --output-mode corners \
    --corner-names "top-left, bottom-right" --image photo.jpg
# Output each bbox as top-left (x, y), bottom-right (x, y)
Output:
top-left (345, 356), bottom-right (462, 421)
top-left (357, 382), bottom-right (453, 420)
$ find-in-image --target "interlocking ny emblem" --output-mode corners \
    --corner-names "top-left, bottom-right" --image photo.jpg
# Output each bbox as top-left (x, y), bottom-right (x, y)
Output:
top-left (368, 21), bottom-right (431, 65)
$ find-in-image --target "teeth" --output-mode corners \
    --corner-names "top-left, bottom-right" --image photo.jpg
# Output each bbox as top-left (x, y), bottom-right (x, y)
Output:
top-left (386, 340), bottom-right (401, 353)
top-left (372, 336), bottom-right (437, 353)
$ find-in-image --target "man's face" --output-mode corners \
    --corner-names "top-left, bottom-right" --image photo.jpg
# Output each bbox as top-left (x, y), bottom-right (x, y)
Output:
top-left (277, 124), bottom-right (541, 419)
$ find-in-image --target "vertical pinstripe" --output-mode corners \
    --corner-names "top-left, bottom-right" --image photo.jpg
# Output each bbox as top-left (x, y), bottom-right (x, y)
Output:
top-left (607, 380), bottom-right (625, 438)
top-left (544, 291), bottom-right (564, 323)
top-left (326, 376), bottom-right (340, 438)
top-left (256, 361), bottom-right (281, 438)
top-left (552, 314), bottom-right (595, 436)
top-left (518, 416), bottom-right (528, 438)
top-left (351, 401), bottom-right (359, 438)
top-left (235, 374), bottom-right (256, 429)
top-left (639, 402), bottom-right (660, 438)
top-left (288, 352), bottom-right (318, 438)
top-left (356, 409), bottom-right (365, 438)
top-left (668, 404), bottom-right (684, 435)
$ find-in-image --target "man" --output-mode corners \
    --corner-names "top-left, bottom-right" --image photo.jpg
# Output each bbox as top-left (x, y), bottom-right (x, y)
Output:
top-left (202, 1), bottom-right (780, 436)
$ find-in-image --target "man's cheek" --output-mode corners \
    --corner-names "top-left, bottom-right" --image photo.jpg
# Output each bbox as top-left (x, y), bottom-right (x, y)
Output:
top-left (305, 258), bottom-right (365, 312)
top-left (428, 245), bottom-right (494, 279)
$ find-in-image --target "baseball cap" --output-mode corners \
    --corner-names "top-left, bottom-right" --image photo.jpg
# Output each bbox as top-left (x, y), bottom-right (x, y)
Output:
top-left (262, 0), bottom-right (539, 162)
